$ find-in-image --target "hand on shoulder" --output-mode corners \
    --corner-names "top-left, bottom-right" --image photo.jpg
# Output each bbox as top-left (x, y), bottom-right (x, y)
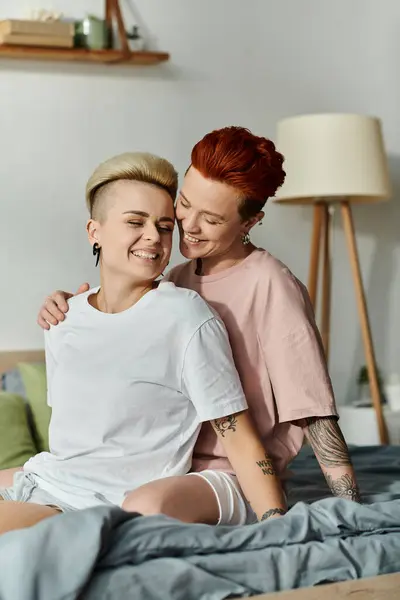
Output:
top-left (37, 283), bottom-right (90, 330)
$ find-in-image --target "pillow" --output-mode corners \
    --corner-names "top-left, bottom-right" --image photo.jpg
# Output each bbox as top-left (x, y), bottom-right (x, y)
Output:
top-left (17, 362), bottom-right (51, 453)
top-left (1, 367), bottom-right (26, 397)
top-left (0, 392), bottom-right (37, 469)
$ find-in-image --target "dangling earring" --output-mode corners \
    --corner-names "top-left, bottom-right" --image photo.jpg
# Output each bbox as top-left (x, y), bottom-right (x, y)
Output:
top-left (241, 232), bottom-right (250, 245)
top-left (92, 242), bottom-right (101, 267)
top-left (195, 258), bottom-right (203, 275)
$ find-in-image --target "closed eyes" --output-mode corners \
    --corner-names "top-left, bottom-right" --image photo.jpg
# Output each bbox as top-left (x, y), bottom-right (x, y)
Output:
top-left (127, 221), bottom-right (172, 232)
top-left (179, 199), bottom-right (222, 225)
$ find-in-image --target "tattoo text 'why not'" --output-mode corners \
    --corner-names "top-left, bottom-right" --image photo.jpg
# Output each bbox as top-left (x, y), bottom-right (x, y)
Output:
top-left (256, 456), bottom-right (276, 476)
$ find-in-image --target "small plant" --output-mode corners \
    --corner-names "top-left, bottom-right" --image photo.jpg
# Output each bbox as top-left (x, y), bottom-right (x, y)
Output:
top-left (357, 365), bottom-right (386, 403)
top-left (357, 365), bottom-right (383, 386)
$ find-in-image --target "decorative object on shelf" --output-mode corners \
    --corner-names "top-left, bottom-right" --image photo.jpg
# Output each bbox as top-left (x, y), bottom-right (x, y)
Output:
top-left (75, 15), bottom-right (110, 50)
top-left (0, 18), bottom-right (74, 48)
top-left (0, 18), bottom-right (72, 36)
top-left (30, 9), bottom-right (64, 22)
top-left (275, 113), bottom-right (392, 444)
top-left (127, 25), bottom-right (144, 51)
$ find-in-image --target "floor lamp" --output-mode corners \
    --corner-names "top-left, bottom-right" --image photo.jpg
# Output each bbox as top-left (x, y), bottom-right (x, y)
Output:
top-left (275, 113), bottom-right (392, 444)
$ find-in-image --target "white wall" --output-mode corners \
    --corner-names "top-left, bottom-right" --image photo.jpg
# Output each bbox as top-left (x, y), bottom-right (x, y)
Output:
top-left (1, 0), bottom-right (399, 404)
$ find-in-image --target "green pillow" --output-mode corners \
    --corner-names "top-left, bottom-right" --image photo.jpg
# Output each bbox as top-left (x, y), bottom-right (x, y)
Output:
top-left (0, 392), bottom-right (37, 469)
top-left (17, 362), bottom-right (51, 453)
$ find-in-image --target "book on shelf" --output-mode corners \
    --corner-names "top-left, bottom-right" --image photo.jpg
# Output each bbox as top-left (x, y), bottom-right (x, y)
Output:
top-left (0, 33), bottom-right (74, 49)
top-left (0, 19), bottom-right (74, 38)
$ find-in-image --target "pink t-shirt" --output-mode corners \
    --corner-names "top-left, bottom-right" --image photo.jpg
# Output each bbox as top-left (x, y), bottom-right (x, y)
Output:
top-left (166, 249), bottom-right (338, 475)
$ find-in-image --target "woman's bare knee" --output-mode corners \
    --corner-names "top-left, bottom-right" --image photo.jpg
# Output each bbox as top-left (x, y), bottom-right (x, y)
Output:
top-left (0, 467), bottom-right (22, 489)
top-left (0, 501), bottom-right (60, 535)
top-left (123, 486), bottom-right (164, 516)
top-left (122, 476), bottom-right (219, 524)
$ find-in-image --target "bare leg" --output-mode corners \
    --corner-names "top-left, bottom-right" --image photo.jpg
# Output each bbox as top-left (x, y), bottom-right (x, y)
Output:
top-left (0, 467), bottom-right (22, 489)
top-left (122, 475), bottom-right (219, 524)
top-left (0, 501), bottom-right (60, 535)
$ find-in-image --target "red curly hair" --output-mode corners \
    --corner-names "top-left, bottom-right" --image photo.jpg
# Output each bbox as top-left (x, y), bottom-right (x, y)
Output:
top-left (191, 126), bottom-right (285, 220)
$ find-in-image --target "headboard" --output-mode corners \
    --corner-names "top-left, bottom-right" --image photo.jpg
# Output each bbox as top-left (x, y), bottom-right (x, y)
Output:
top-left (0, 350), bottom-right (45, 380)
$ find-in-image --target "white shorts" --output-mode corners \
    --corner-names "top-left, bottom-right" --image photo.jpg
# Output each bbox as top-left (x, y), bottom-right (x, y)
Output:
top-left (0, 472), bottom-right (75, 512)
top-left (1, 470), bottom-right (257, 526)
top-left (188, 470), bottom-right (257, 526)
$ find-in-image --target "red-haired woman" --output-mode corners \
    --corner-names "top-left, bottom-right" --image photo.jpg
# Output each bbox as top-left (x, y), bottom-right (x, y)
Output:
top-left (36, 127), bottom-right (360, 526)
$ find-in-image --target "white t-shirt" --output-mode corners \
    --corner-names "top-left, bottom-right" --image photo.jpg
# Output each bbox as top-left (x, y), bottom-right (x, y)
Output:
top-left (24, 282), bottom-right (247, 509)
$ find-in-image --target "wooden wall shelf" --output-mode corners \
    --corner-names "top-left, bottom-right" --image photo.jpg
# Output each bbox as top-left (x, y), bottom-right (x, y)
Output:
top-left (0, 45), bottom-right (170, 66)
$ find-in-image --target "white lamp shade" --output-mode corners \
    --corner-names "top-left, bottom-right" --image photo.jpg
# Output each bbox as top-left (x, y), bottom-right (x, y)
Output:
top-left (275, 113), bottom-right (391, 205)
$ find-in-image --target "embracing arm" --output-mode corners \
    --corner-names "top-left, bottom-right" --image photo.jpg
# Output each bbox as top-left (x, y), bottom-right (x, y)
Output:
top-left (300, 416), bottom-right (361, 502)
top-left (37, 284), bottom-right (90, 330)
top-left (211, 411), bottom-right (287, 521)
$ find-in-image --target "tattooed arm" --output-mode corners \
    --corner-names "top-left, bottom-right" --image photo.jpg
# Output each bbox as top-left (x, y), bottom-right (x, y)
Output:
top-left (211, 411), bottom-right (287, 521)
top-left (301, 416), bottom-right (361, 502)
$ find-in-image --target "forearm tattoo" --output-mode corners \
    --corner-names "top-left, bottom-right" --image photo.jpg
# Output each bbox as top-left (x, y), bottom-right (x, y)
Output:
top-left (256, 455), bottom-right (276, 476)
top-left (304, 416), bottom-right (351, 468)
top-left (213, 414), bottom-right (237, 437)
top-left (260, 508), bottom-right (286, 521)
top-left (325, 473), bottom-right (361, 502)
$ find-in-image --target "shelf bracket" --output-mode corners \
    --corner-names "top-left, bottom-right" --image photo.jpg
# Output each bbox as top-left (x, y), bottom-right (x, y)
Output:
top-left (105, 0), bottom-right (130, 57)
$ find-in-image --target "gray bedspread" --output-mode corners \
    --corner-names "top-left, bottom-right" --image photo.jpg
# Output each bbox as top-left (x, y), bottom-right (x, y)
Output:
top-left (0, 445), bottom-right (399, 600)
top-left (286, 444), bottom-right (400, 505)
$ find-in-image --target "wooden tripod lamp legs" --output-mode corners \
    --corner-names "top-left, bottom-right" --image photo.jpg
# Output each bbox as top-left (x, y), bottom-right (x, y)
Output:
top-left (307, 204), bottom-right (323, 308)
top-left (320, 205), bottom-right (332, 362)
top-left (308, 204), bottom-right (332, 360)
top-left (307, 201), bottom-right (389, 445)
top-left (341, 202), bottom-right (389, 444)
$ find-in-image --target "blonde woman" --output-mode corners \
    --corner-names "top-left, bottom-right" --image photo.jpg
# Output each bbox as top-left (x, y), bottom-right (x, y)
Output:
top-left (0, 152), bottom-right (286, 534)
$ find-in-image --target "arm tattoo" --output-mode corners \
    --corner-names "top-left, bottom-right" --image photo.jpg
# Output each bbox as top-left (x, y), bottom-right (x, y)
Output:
top-left (305, 416), bottom-right (351, 468)
top-left (213, 414), bottom-right (237, 437)
top-left (325, 473), bottom-right (361, 502)
top-left (256, 455), bottom-right (276, 476)
top-left (261, 508), bottom-right (286, 521)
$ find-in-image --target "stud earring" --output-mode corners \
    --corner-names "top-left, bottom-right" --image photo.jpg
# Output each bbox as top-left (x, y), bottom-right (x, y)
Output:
top-left (241, 232), bottom-right (251, 245)
top-left (92, 242), bottom-right (101, 267)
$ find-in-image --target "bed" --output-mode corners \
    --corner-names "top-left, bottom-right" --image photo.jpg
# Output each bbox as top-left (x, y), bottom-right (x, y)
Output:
top-left (1, 349), bottom-right (400, 600)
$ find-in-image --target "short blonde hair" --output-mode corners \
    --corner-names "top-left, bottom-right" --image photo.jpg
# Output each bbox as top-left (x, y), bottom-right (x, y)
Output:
top-left (86, 152), bottom-right (178, 219)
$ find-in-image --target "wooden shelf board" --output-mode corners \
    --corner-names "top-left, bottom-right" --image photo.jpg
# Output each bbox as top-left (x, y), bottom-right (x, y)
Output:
top-left (0, 45), bottom-right (169, 65)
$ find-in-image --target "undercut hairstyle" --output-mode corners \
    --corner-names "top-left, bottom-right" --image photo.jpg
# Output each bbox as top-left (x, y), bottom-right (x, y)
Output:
top-left (190, 126), bottom-right (286, 220)
top-left (86, 152), bottom-right (178, 221)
